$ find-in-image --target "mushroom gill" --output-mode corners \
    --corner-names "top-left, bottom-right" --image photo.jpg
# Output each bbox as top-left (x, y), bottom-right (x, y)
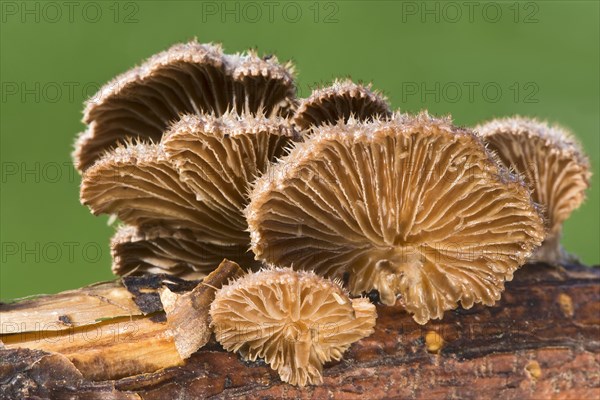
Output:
top-left (476, 117), bottom-right (591, 264)
top-left (162, 112), bottom-right (299, 232)
top-left (81, 112), bottom-right (296, 276)
top-left (110, 225), bottom-right (251, 278)
top-left (246, 112), bottom-right (545, 324)
top-left (210, 268), bottom-right (376, 386)
top-left (74, 40), bottom-right (296, 172)
top-left (293, 79), bottom-right (391, 131)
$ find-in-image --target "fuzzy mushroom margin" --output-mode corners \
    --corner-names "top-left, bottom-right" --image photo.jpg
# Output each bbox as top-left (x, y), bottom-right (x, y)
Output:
top-left (476, 116), bottom-right (591, 264)
top-left (209, 268), bottom-right (377, 387)
top-left (293, 79), bottom-right (392, 131)
top-left (74, 39), bottom-right (297, 172)
top-left (246, 112), bottom-right (546, 324)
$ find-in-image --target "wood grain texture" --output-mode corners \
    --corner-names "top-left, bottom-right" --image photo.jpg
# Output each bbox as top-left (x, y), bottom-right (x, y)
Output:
top-left (1, 263), bottom-right (599, 399)
top-left (0, 260), bottom-right (242, 382)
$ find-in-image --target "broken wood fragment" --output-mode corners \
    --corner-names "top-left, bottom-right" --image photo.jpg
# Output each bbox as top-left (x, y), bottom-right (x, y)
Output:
top-left (0, 259), bottom-right (242, 381)
top-left (161, 259), bottom-right (244, 358)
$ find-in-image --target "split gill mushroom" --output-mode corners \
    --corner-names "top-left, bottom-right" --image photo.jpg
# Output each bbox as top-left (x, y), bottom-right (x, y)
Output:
top-left (246, 112), bottom-right (545, 324)
top-left (74, 40), bottom-right (296, 172)
top-left (78, 40), bottom-right (299, 278)
top-left (209, 268), bottom-right (377, 386)
top-left (476, 116), bottom-right (591, 264)
top-left (81, 112), bottom-right (298, 278)
top-left (293, 79), bottom-right (392, 131)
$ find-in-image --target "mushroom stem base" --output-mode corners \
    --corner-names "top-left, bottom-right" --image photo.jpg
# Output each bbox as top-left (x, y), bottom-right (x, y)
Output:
top-left (530, 232), bottom-right (577, 265)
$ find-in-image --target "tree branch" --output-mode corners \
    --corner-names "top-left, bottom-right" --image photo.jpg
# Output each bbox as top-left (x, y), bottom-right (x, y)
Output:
top-left (1, 263), bottom-right (599, 399)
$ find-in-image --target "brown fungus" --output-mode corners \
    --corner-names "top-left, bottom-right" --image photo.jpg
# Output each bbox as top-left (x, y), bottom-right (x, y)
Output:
top-left (162, 112), bottom-right (299, 231)
top-left (425, 331), bottom-right (444, 353)
top-left (110, 225), bottom-right (252, 278)
top-left (294, 79), bottom-right (391, 131)
top-left (246, 112), bottom-right (545, 324)
top-left (74, 40), bottom-right (296, 172)
top-left (476, 117), bottom-right (591, 264)
top-left (81, 142), bottom-right (221, 235)
top-left (81, 112), bottom-right (296, 277)
top-left (210, 268), bottom-right (376, 386)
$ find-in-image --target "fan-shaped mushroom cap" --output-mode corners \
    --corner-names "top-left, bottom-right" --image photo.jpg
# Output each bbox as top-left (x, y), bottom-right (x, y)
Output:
top-left (476, 117), bottom-right (591, 264)
top-left (74, 40), bottom-right (296, 171)
top-left (80, 141), bottom-right (241, 242)
top-left (294, 79), bottom-right (391, 131)
top-left (111, 225), bottom-right (254, 278)
top-left (246, 112), bottom-right (545, 324)
top-left (81, 112), bottom-right (296, 275)
top-left (162, 112), bottom-right (299, 232)
top-left (210, 268), bottom-right (376, 386)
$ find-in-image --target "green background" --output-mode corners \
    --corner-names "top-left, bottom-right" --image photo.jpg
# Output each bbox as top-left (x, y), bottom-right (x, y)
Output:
top-left (1, 0), bottom-right (598, 300)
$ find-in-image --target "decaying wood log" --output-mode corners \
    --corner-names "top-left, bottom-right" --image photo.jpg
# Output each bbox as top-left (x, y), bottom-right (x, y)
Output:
top-left (1, 262), bottom-right (599, 399)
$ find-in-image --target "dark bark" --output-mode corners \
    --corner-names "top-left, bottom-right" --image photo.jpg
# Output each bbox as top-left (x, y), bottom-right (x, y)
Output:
top-left (1, 263), bottom-right (599, 399)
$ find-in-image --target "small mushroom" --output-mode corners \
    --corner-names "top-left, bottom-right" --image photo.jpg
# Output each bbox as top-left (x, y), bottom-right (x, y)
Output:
top-left (425, 330), bottom-right (444, 353)
top-left (476, 117), bottom-right (591, 264)
top-left (210, 268), bottom-right (377, 386)
top-left (81, 112), bottom-right (296, 276)
top-left (525, 360), bottom-right (542, 380)
top-left (293, 79), bottom-right (391, 131)
top-left (246, 112), bottom-right (545, 324)
top-left (74, 40), bottom-right (296, 172)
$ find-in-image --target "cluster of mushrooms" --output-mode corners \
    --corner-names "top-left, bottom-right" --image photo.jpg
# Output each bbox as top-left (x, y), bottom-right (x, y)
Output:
top-left (75, 40), bottom-right (591, 386)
